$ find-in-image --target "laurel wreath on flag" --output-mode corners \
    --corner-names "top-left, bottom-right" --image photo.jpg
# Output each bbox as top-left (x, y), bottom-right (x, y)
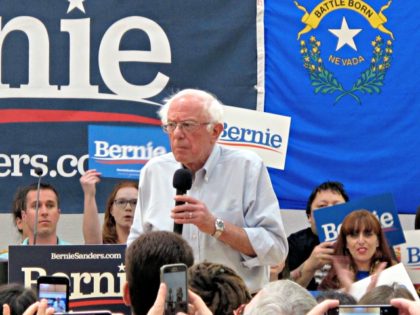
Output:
top-left (300, 35), bottom-right (393, 104)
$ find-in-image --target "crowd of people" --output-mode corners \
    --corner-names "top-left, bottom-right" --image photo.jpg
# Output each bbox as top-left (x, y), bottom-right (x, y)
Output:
top-left (1, 89), bottom-right (420, 314)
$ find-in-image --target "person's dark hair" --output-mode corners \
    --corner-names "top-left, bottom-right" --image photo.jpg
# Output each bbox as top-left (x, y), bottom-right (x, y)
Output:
top-left (20, 182), bottom-right (60, 210)
top-left (358, 283), bottom-right (415, 304)
top-left (125, 231), bottom-right (194, 315)
top-left (305, 181), bottom-right (349, 217)
top-left (318, 209), bottom-right (395, 290)
top-left (188, 262), bottom-right (251, 315)
top-left (11, 187), bottom-right (28, 234)
top-left (102, 181), bottom-right (138, 244)
top-left (0, 283), bottom-right (37, 315)
top-left (316, 290), bottom-right (357, 305)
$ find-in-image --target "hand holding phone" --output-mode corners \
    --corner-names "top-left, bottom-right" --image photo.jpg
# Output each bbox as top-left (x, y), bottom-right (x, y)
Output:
top-left (160, 263), bottom-right (188, 315)
top-left (37, 275), bottom-right (70, 312)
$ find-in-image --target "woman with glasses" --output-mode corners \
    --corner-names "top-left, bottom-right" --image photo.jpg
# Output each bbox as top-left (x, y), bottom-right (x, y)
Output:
top-left (80, 169), bottom-right (138, 244)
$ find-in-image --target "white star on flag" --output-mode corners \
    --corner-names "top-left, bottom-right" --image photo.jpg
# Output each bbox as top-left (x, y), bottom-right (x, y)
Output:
top-left (67, 0), bottom-right (86, 14)
top-left (328, 17), bottom-right (362, 51)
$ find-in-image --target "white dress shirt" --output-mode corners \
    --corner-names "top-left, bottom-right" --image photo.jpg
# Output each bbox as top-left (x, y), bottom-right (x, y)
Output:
top-left (128, 144), bottom-right (288, 293)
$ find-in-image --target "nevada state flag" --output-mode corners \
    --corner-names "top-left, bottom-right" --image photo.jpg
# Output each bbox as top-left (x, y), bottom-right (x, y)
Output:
top-left (265, 0), bottom-right (420, 214)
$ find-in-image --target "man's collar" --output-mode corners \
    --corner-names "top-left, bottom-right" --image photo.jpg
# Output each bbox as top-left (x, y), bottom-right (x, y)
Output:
top-left (22, 237), bottom-right (59, 245)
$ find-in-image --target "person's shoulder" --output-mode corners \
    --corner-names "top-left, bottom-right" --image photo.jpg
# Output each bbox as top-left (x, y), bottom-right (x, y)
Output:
top-left (288, 227), bottom-right (315, 243)
top-left (57, 238), bottom-right (71, 245)
top-left (143, 152), bottom-right (177, 168)
top-left (0, 250), bottom-right (8, 261)
top-left (219, 145), bottom-right (263, 164)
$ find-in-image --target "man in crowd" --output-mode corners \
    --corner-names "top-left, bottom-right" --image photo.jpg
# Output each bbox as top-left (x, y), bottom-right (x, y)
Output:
top-left (123, 231), bottom-right (194, 315)
top-left (0, 183), bottom-right (69, 260)
top-left (283, 181), bottom-right (349, 290)
top-left (127, 88), bottom-right (288, 293)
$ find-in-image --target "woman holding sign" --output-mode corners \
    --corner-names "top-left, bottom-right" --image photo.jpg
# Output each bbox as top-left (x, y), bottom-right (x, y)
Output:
top-left (318, 209), bottom-right (395, 291)
top-left (80, 169), bottom-right (138, 244)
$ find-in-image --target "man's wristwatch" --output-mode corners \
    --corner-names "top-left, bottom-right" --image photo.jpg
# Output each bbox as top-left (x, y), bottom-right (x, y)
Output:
top-left (212, 218), bottom-right (225, 239)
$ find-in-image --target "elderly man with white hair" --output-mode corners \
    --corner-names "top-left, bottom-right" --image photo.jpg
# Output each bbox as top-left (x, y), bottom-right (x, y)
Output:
top-left (128, 88), bottom-right (288, 293)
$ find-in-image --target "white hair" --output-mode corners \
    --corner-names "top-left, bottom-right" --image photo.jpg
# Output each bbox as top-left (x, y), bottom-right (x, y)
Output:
top-left (244, 280), bottom-right (317, 315)
top-left (158, 89), bottom-right (224, 127)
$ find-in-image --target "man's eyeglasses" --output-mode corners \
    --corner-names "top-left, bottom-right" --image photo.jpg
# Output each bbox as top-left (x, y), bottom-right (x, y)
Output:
top-left (162, 121), bottom-right (211, 134)
top-left (113, 199), bottom-right (137, 209)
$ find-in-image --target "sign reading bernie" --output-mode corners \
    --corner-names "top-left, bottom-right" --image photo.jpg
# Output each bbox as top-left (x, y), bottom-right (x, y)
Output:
top-left (0, 0), bottom-right (262, 213)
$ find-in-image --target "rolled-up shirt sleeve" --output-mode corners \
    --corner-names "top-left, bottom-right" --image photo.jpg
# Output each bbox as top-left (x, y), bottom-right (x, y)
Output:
top-left (240, 159), bottom-right (288, 268)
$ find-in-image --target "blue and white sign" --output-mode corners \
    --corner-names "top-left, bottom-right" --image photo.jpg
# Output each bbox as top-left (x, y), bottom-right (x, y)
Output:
top-left (0, 0), bottom-right (261, 213)
top-left (88, 125), bottom-right (170, 179)
top-left (219, 105), bottom-right (291, 170)
top-left (313, 193), bottom-right (405, 246)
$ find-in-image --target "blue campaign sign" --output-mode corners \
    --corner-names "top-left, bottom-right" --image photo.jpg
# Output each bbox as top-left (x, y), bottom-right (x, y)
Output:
top-left (88, 125), bottom-right (170, 179)
top-left (313, 193), bottom-right (405, 246)
top-left (9, 245), bottom-right (129, 314)
top-left (0, 0), bottom-right (259, 213)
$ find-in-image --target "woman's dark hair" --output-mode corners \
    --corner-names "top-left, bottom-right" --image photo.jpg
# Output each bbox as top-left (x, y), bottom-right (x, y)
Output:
top-left (0, 283), bottom-right (37, 315)
top-left (319, 209), bottom-right (394, 290)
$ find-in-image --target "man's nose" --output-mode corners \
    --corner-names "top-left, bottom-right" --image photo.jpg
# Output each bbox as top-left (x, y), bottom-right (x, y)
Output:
top-left (38, 204), bottom-right (49, 214)
top-left (173, 124), bottom-right (185, 136)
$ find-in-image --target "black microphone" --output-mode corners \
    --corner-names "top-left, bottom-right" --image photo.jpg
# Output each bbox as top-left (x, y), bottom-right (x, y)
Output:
top-left (172, 168), bottom-right (193, 235)
top-left (33, 167), bottom-right (43, 245)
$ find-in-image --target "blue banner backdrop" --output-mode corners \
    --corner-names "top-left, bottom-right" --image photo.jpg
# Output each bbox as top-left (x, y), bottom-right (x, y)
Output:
top-left (0, 0), bottom-right (260, 213)
top-left (265, 0), bottom-right (420, 214)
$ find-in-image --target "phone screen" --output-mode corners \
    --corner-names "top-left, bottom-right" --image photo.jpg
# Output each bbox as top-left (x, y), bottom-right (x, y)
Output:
top-left (327, 306), bottom-right (398, 315)
top-left (37, 276), bottom-right (69, 312)
top-left (160, 264), bottom-right (188, 315)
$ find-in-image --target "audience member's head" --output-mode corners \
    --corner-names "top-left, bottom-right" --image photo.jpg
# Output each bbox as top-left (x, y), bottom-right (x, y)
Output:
top-left (306, 181), bottom-right (349, 235)
top-left (20, 183), bottom-right (61, 244)
top-left (319, 209), bottom-right (394, 290)
top-left (11, 187), bottom-right (30, 239)
top-left (102, 181), bottom-right (138, 244)
top-left (244, 280), bottom-right (317, 315)
top-left (335, 209), bottom-right (393, 269)
top-left (188, 262), bottom-right (251, 315)
top-left (0, 283), bottom-right (37, 315)
top-left (316, 290), bottom-right (357, 305)
top-left (123, 231), bottom-right (194, 315)
top-left (359, 283), bottom-right (416, 305)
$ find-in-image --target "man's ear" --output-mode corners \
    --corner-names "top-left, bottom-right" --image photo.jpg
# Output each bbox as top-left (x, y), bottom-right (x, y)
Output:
top-left (122, 281), bottom-right (131, 306)
top-left (211, 122), bottom-right (224, 141)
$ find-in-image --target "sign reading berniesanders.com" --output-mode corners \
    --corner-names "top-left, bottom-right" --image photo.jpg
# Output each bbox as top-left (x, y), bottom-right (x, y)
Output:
top-left (313, 193), bottom-right (405, 247)
top-left (88, 125), bottom-right (170, 179)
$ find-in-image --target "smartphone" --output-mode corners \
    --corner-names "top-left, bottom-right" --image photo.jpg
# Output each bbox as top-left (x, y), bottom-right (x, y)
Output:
top-left (326, 305), bottom-right (398, 315)
top-left (37, 275), bottom-right (70, 312)
top-left (56, 312), bottom-right (112, 315)
top-left (160, 263), bottom-right (188, 315)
